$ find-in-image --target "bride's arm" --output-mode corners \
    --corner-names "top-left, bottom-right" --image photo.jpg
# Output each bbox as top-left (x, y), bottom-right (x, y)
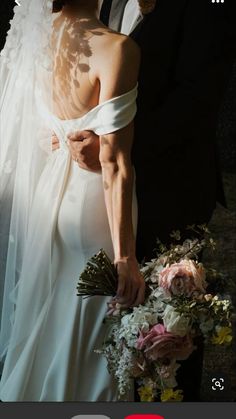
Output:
top-left (98, 36), bottom-right (145, 308)
top-left (99, 123), bottom-right (135, 262)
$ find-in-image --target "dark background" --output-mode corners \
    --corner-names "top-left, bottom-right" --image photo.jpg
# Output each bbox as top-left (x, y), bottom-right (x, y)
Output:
top-left (0, 0), bottom-right (235, 402)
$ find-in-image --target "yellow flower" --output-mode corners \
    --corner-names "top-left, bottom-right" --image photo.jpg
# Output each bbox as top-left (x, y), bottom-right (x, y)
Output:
top-left (211, 327), bottom-right (233, 345)
top-left (138, 385), bottom-right (155, 402)
top-left (161, 388), bottom-right (184, 402)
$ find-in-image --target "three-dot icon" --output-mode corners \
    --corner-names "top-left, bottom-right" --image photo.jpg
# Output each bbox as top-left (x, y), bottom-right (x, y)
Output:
top-left (211, 0), bottom-right (225, 3)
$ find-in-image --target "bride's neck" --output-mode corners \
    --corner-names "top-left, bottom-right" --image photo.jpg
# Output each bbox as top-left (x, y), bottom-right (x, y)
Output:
top-left (62, 0), bottom-right (100, 20)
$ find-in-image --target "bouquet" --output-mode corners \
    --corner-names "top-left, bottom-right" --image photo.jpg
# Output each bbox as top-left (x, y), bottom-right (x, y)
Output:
top-left (77, 225), bottom-right (234, 402)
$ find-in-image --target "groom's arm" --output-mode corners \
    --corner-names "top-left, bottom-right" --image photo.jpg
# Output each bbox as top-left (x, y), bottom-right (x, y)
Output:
top-left (136, 0), bottom-right (236, 154)
top-left (51, 129), bottom-right (101, 172)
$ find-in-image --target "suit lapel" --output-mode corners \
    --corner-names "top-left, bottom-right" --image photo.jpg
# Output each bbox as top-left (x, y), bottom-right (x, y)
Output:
top-left (129, 7), bottom-right (156, 41)
top-left (130, 15), bottom-right (147, 40)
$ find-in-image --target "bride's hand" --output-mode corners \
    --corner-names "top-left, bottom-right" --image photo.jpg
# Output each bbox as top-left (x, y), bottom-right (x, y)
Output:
top-left (114, 257), bottom-right (145, 308)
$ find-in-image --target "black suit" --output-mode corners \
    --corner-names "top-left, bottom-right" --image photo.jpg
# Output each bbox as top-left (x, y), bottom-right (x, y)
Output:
top-left (128, 0), bottom-right (236, 262)
top-left (127, 0), bottom-right (235, 401)
top-left (103, 1), bottom-right (236, 401)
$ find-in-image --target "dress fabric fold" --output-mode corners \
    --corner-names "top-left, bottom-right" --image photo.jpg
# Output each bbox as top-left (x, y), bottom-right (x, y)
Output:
top-left (0, 85), bottom-right (138, 401)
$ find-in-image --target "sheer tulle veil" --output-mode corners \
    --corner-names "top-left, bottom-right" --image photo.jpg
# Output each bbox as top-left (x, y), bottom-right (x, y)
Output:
top-left (0, 0), bottom-right (53, 363)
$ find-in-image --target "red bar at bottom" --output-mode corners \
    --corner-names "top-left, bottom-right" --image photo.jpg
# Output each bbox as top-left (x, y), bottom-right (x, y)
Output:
top-left (125, 415), bottom-right (164, 419)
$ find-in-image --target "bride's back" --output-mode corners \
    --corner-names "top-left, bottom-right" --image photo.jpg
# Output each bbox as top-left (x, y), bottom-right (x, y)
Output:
top-left (52, 12), bottom-right (125, 120)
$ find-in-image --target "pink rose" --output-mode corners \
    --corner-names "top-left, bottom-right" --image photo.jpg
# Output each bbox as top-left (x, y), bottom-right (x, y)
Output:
top-left (137, 324), bottom-right (194, 361)
top-left (158, 259), bottom-right (206, 297)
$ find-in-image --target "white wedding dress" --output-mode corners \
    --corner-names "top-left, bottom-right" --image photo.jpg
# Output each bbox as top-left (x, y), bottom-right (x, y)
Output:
top-left (0, 86), bottom-right (138, 401)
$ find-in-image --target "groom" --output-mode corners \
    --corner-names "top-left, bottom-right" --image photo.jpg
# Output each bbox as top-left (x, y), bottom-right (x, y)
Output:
top-left (54, 0), bottom-right (236, 401)
top-left (66, 0), bottom-right (235, 260)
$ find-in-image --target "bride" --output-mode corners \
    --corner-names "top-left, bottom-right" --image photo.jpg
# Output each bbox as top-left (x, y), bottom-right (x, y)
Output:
top-left (0, 0), bottom-right (145, 401)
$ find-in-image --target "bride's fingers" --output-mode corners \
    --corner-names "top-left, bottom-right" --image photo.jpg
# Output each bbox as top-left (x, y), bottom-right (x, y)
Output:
top-left (116, 275), bottom-right (126, 298)
top-left (117, 286), bottom-right (135, 308)
top-left (131, 280), bottom-right (140, 301)
top-left (118, 288), bottom-right (137, 308)
top-left (125, 284), bottom-right (141, 308)
top-left (131, 284), bottom-right (145, 307)
top-left (118, 278), bottom-right (132, 302)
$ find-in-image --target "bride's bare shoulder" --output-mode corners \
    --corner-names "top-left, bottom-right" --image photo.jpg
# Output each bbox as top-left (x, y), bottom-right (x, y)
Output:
top-left (92, 28), bottom-right (140, 98)
top-left (97, 28), bottom-right (140, 62)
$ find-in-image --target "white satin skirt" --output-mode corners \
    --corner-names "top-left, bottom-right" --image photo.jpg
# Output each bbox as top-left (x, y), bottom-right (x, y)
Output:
top-left (0, 156), bottom-right (137, 401)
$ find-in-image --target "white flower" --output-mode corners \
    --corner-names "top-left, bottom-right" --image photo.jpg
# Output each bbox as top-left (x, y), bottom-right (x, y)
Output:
top-left (151, 287), bottom-right (168, 301)
top-left (119, 307), bottom-right (159, 348)
top-left (149, 263), bottom-right (165, 283)
top-left (163, 305), bottom-right (190, 337)
top-left (132, 307), bottom-right (158, 328)
top-left (148, 287), bottom-right (170, 315)
top-left (121, 314), bottom-right (132, 327)
top-left (156, 361), bottom-right (180, 388)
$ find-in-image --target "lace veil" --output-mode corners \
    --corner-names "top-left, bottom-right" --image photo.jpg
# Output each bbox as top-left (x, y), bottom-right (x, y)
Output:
top-left (0, 0), bottom-right (53, 362)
